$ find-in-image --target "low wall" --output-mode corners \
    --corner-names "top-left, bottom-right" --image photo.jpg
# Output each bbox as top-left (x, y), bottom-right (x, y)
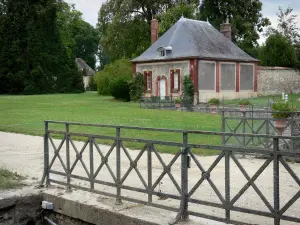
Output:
top-left (258, 66), bottom-right (300, 95)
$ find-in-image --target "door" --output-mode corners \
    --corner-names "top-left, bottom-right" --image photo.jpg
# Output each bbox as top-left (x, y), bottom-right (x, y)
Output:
top-left (159, 79), bottom-right (166, 99)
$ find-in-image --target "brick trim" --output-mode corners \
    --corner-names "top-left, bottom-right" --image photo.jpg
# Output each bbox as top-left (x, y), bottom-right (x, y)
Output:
top-left (216, 62), bottom-right (220, 92)
top-left (236, 62), bottom-right (240, 92)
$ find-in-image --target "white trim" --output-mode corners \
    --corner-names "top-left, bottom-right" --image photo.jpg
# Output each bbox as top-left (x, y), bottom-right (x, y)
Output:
top-left (198, 60), bottom-right (216, 91)
top-left (220, 62), bottom-right (236, 92)
top-left (239, 63), bottom-right (255, 91)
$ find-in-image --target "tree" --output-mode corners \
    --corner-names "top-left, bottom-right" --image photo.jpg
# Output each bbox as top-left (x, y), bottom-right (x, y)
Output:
top-left (57, 1), bottom-right (99, 69)
top-left (259, 32), bottom-right (297, 67)
top-left (199, 0), bottom-right (270, 54)
top-left (0, 0), bottom-right (84, 94)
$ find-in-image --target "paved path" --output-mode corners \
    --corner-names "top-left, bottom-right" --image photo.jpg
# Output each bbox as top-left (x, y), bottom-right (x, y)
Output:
top-left (0, 131), bottom-right (299, 225)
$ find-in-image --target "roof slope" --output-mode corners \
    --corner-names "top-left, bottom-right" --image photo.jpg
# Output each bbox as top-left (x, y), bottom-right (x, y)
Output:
top-left (132, 17), bottom-right (258, 62)
top-left (75, 58), bottom-right (96, 76)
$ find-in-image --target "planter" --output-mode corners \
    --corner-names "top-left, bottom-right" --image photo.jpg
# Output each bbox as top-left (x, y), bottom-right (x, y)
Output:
top-left (274, 119), bottom-right (287, 134)
top-left (175, 103), bottom-right (181, 108)
top-left (209, 104), bottom-right (217, 114)
top-left (239, 105), bottom-right (246, 112)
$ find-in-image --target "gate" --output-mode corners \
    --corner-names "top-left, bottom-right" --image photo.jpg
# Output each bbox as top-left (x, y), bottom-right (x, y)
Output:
top-left (40, 121), bottom-right (300, 225)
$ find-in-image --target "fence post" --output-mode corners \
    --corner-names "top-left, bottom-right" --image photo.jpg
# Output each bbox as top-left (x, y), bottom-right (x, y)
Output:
top-left (225, 151), bottom-right (230, 222)
top-left (242, 111), bottom-right (246, 158)
top-left (222, 110), bottom-right (225, 145)
top-left (40, 121), bottom-right (50, 187)
top-left (89, 137), bottom-right (94, 190)
top-left (147, 143), bottom-right (152, 203)
top-left (290, 114), bottom-right (295, 152)
top-left (266, 119), bottom-right (270, 148)
top-left (181, 132), bottom-right (189, 220)
top-left (273, 138), bottom-right (280, 225)
top-left (116, 127), bottom-right (122, 205)
top-left (65, 123), bottom-right (71, 192)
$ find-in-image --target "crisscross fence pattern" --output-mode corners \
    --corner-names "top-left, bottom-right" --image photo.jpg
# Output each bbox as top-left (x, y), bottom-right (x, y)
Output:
top-left (40, 121), bottom-right (300, 225)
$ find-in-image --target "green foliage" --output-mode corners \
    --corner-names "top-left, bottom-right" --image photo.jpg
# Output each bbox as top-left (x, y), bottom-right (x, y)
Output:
top-left (158, 4), bottom-right (196, 36)
top-left (208, 98), bottom-right (220, 105)
top-left (110, 76), bottom-right (132, 101)
top-left (0, 167), bottom-right (23, 190)
top-left (199, 0), bottom-right (270, 54)
top-left (0, 0), bottom-right (84, 94)
top-left (88, 76), bottom-right (97, 91)
top-left (181, 76), bottom-right (194, 103)
top-left (272, 101), bottom-right (293, 118)
top-left (174, 98), bottom-right (181, 104)
top-left (238, 99), bottom-right (251, 106)
top-left (130, 73), bottom-right (144, 101)
top-left (259, 33), bottom-right (297, 67)
top-left (96, 58), bottom-right (132, 96)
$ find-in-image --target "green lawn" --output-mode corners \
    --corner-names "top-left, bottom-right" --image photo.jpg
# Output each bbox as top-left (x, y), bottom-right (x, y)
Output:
top-left (0, 92), bottom-right (222, 155)
top-left (224, 94), bottom-right (300, 108)
top-left (0, 168), bottom-right (23, 190)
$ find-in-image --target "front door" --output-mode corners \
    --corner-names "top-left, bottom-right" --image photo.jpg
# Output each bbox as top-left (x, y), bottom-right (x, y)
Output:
top-left (159, 79), bottom-right (166, 99)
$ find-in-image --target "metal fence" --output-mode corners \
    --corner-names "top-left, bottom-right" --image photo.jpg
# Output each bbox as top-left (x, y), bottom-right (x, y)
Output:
top-left (40, 121), bottom-right (300, 225)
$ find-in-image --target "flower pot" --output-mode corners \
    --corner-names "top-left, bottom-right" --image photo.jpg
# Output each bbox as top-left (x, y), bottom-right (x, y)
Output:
top-left (210, 104), bottom-right (217, 114)
top-left (175, 103), bottom-right (181, 108)
top-left (275, 119), bottom-right (286, 134)
top-left (239, 105), bottom-right (246, 112)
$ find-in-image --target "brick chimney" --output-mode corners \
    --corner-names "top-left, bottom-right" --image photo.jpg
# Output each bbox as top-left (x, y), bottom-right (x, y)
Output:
top-left (151, 18), bottom-right (159, 44)
top-left (220, 18), bottom-right (232, 41)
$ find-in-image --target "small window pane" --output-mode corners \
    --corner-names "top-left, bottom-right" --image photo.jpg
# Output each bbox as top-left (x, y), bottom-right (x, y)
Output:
top-left (240, 64), bottom-right (254, 90)
top-left (147, 74), bottom-right (151, 90)
top-left (174, 72), bottom-right (178, 89)
top-left (221, 64), bottom-right (235, 91)
top-left (198, 62), bottom-right (215, 90)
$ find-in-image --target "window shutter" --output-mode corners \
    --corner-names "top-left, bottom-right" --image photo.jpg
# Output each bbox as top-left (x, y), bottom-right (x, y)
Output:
top-left (170, 69), bottom-right (174, 90)
top-left (177, 69), bottom-right (181, 91)
top-left (149, 71), bottom-right (152, 90)
top-left (144, 71), bottom-right (147, 91)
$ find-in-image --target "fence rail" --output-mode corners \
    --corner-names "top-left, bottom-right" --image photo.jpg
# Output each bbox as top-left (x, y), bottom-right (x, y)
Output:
top-left (40, 121), bottom-right (300, 225)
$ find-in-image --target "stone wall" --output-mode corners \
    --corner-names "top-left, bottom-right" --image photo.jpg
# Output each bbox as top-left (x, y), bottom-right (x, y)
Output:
top-left (258, 66), bottom-right (300, 95)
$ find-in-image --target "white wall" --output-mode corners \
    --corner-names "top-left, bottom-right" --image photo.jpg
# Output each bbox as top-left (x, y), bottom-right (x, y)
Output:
top-left (258, 67), bottom-right (300, 95)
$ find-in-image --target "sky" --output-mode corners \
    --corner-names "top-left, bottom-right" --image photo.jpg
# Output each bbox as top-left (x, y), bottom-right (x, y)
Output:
top-left (65, 0), bottom-right (300, 44)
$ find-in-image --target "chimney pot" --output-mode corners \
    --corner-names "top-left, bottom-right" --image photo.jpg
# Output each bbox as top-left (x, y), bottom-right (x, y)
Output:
top-left (151, 18), bottom-right (159, 44)
top-left (220, 18), bottom-right (232, 41)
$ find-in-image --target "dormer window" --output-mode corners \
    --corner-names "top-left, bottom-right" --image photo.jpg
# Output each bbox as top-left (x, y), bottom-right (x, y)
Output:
top-left (157, 46), bottom-right (172, 58)
top-left (160, 49), bottom-right (165, 57)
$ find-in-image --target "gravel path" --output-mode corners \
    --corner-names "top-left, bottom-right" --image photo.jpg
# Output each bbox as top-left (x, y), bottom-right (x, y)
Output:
top-left (0, 131), bottom-right (299, 225)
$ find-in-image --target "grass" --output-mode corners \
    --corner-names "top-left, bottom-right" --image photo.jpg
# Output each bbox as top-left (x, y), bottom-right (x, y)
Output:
top-left (0, 92), bottom-right (222, 155)
top-left (0, 168), bottom-right (24, 190)
top-left (223, 94), bottom-right (300, 108)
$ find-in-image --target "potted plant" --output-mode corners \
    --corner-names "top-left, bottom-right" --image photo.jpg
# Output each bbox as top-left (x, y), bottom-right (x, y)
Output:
top-left (174, 98), bottom-right (181, 108)
top-left (272, 101), bottom-right (293, 134)
top-left (208, 98), bottom-right (220, 114)
top-left (238, 99), bottom-right (251, 112)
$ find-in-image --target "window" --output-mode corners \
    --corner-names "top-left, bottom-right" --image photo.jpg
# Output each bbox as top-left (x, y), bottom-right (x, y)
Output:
top-left (144, 71), bottom-right (152, 91)
top-left (160, 49), bottom-right (165, 57)
top-left (171, 69), bottom-right (180, 92)
top-left (220, 63), bottom-right (236, 91)
top-left (198, 61), bottom-right (216, 90)
top-left (240, 64), bottom-right (254, 90)
top-left (147, 74), bottom-right (151, 90)
top-left (174, 72), bottom-right (179, 89)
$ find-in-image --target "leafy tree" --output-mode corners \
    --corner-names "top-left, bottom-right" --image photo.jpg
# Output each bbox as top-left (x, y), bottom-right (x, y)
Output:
top-left (199, 0), bottom-right (270, 54)
top-left (0, 0), bottom-right (84, 94)
top-left (181, 76), bottom-right (194, 103)
top-left (259, 32), bottom-right (297, 67)
top-left (158, 3), bottom-right (196, 35)
top-left (57, 1), bottom-right (99, 69)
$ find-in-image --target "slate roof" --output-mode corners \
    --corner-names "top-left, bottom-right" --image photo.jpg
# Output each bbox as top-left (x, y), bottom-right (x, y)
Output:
top-left (75, 58), bottom-right (96, 76)
top-left (132, 17), bottom-right (258, 62)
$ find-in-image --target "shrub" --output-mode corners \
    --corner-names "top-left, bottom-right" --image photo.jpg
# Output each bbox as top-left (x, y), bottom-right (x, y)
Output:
top-left (110, 76), bottom-right (132, 101)
top-left (272, 101), bottom-right (293, 118)
top-left (238, 99), bottom-right (251, 106)
top-left (208, 98), bottom-right (220, 105)
top-left (182, 76), bottom-right (194, 103)
top-left (130, 73), bottom-right (144, 101)
top-left (96, 72), bottom-right (111, 95)
top-left (174, 98), bottom-right (181, 104)
top-left (88, 76), bottom-right (97, 91)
